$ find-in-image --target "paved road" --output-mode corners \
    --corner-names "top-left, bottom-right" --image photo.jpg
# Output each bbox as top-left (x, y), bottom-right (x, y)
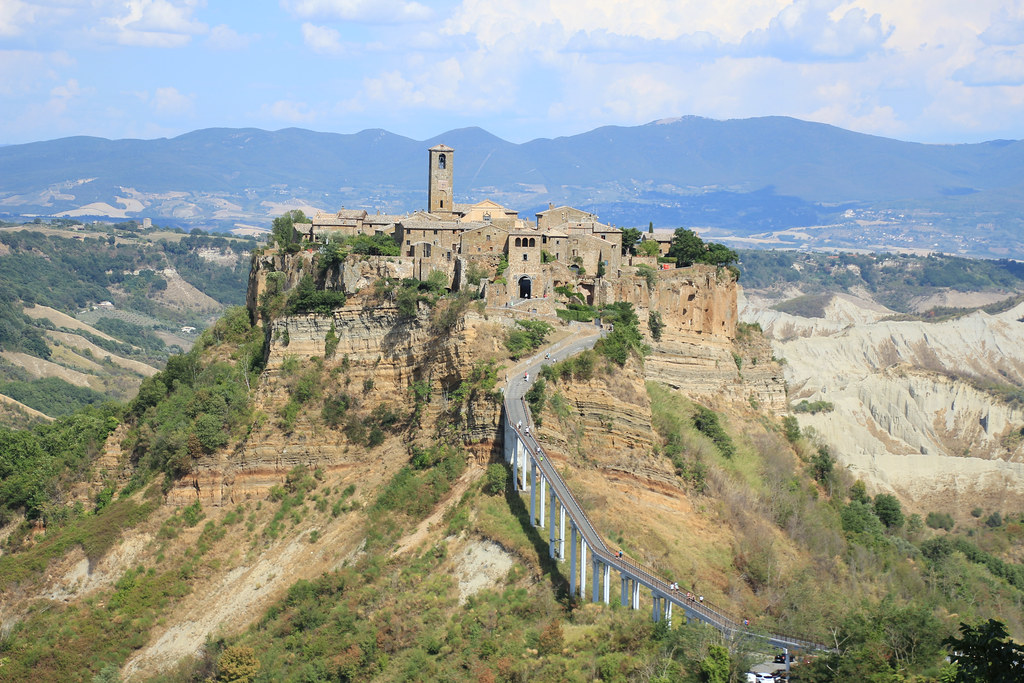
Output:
top-left (502, 328), bottom-right (827, 654)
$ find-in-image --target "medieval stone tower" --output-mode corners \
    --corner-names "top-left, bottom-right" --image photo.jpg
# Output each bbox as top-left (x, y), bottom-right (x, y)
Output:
top-left (428, 144), bottom-right (454, 216)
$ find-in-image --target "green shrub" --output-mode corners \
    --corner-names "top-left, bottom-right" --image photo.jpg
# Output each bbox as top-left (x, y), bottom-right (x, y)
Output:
top-left (321, 392), bottom-right (351, 427)
top-left (635, 263), bottom-right (657, 289)
top-left (793, 399), bottom-right (835, 414)
top-left (286, 274), bottom-right (347, 315)
top-left (691, 404), bottom-right (734, 458)
top-left (182, 500), bottom-right (204, 527)
top-left (647, 310), bottom-right (664, 341)
top-left (782, 415), bottom-right (801, 442)
top-left (596, 302), bottom-right (647, 366)
top-left (324, 323), bottom-right (339, 358)
top-left (926, 511), bottom-right (955, 531)
top-left (873, 493), bottom-right (904, 529)
top-left (217, 644), bottom-right (260, 682)
top-left (504, 320), bottom-right (553, 360)
top-left (484, 463), bottom-right (507, 495)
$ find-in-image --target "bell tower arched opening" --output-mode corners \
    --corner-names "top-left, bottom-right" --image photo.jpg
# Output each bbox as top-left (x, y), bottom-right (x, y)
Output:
top-left (518, 276), bottom-right (532, 299)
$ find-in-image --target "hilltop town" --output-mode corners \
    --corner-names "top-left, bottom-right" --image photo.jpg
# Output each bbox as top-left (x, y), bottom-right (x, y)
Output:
top-left (302, 144), bottom-right (668, 309)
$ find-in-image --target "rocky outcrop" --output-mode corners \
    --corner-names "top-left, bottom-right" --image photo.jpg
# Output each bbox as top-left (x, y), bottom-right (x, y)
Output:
top-left (246, 250), bottom-right (417, 313)
top-left (170, 295), bottom-right (507, 506)
top-left (743, 292), bottom-right (1024, 511)
top-left (538, 358), bottom-right (676, 488)
top-left (194, 250), bottom-right (777, 507)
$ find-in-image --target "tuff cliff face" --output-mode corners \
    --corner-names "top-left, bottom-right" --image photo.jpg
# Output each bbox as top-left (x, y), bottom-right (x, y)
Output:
top-left (640, 266), bottom-right (787, 412)
top-left (180, 251), bottom-right (781, 507)
top-left (743, 292), bottom-right (1024, 513)
top-left (536, 357), bottom-right (664, 483)
top-left (169, 295), bottom-right (507, 506)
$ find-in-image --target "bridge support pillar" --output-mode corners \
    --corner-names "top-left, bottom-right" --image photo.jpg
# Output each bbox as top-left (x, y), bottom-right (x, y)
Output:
top-left (539, 475), bottom-right (546, 528)
top-left (521, 442), bottom-right (528, 489)
top-left (592, 559), bottom-right (600, 603)
top-left (652, 594), bottom-right (661, 623)
top-left (529, 460), bottom-right (537, 526)
top-left (621, 575), bottom-right (628, 607)
top-left (548, 487), bottom-right (556, 558)
top-left (511, 434), bottom-right (518, 491)
top-left (558, 505), bottom-right (565, 560)
top-left (665, 600), bottom-right (673, 628)
top-left (569, 524), bottom-right (578, 596)
top-left (580, 540), bottom-right (587, 599)
top-left (603, 563), bottom-right (610, 605)
top-left (632, 579), bottom-right (640, 610)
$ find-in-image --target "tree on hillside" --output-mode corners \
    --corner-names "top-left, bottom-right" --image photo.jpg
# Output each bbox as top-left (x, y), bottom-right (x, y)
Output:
top-left (271, 210), bottom-right (310, 249)
top-left (620, 227), bottom-right (642, 255)
top-left (944, 619), bottom-right (1024, 683)
top-left (873, 493), bottom-right (904, 529)
top-left (637, 239), bottom-right (661, 257)
top-left (668, 228), bottom-right (706, 266)
top-left (667, 228), bottom-right (738, 268)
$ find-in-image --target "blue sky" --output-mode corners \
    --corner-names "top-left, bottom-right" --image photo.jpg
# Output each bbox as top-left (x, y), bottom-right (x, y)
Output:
top-left (2, 0), bottom-right (1023, 145)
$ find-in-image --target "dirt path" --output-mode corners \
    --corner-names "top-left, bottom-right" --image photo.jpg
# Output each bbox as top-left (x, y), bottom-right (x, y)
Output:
top-left (393, 466), bottom-right (483, 556)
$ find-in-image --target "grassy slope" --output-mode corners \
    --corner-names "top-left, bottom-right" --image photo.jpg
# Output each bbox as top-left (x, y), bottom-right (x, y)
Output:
top-left (0, 224), bottom-right (255, 422)
top-left (1, 303), bottom-right (1023, 681)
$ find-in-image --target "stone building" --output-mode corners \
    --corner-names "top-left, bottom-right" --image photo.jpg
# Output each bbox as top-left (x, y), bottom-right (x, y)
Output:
top-left (305, 144), bottom-right (671, 309)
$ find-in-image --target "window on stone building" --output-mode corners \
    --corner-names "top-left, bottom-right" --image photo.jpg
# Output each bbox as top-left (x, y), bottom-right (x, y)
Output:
top-left (439, 154), bottom-right (446, 169)
top-left (528, 238), bottom-right (536, 247)
top-left (523, 254), bottom-right (528, 261)
top-left (486, 234), bottom-right (491, 241)
top-left (434, 229), bottom-right (438, 235)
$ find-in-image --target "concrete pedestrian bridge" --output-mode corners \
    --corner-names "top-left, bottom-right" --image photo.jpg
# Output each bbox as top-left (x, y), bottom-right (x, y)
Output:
top-left (501, 329), bottom-right (827, 656)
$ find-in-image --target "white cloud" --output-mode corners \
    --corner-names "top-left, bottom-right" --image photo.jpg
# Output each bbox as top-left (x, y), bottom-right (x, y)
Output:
top-left (206, 24), bottom-right (253, 50)
top-left (445, 0), bottom-right (788, 45)
top-left (0, 50), bottom-right (52, 96)
top-left (0, 0), bottom-right (38, 38)
top-left (151, 86), bottom-right (195, 115)
top-left (282, 0), bottom-right (432, 23)
top-left (358, 58), bottom-right (465, 109)
top-left (47, 78), bottom-right (88, 115)
top-left (265, 99), bottom-right (317, 123)
top-left (954, 47), bottom-right (1024, 86)
top-left (301, 22), bottom-right (345, 55)
top-left (980, 2), bottom-right (1024, 45)
top-left (107, 0), bottom-right (208, 47)
top-left (740, 0), bottom-right (892, 61)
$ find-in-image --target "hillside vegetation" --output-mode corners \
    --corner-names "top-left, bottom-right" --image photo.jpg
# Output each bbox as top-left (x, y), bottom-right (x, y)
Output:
top-left (740, 249), bottom-right (1024, 315)
top-left (0, 237), bottom-right (1022, 682)
top-left (0, 221), bottom-right (255, 422)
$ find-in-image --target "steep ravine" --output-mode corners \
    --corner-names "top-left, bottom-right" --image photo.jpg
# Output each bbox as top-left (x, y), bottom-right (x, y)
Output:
top-left (742, 291), bottom-right (1024, 513)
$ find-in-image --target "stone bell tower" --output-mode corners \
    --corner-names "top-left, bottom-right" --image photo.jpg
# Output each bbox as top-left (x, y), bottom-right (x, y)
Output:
top-left (428, 144), bottom-right (454, 216)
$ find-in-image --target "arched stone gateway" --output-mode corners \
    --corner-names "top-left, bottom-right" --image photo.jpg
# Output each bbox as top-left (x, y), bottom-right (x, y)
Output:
top-left (518, 275), bottom-right (532, 299)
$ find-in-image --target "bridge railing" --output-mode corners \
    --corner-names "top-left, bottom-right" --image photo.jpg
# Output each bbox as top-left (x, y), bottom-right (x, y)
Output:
top-left (506, 394), bottom-right (829, 652)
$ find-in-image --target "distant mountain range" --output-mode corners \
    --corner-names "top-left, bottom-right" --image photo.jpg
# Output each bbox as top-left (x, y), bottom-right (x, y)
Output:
top-left (2, 116), bottom-right (1024, 256)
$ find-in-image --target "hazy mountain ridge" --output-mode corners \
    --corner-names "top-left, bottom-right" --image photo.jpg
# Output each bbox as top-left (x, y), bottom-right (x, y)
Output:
top-left (3, 117), bottom-right (1024, 255)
